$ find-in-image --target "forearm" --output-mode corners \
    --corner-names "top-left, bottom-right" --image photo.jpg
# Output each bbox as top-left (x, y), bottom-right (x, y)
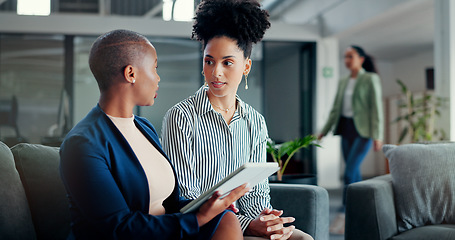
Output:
top-left (237, 182), bottom-right (273, 229)
top-left (237, 214), bottom-right (254, 232)
top-left (238, 125), bottom-right (273, 232)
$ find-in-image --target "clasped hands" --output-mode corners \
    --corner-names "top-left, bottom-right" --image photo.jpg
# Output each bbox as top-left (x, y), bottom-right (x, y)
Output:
top-left (245, 208), bottom-right (295, 240)
top-left (195, 184), bottom-right (295, 240)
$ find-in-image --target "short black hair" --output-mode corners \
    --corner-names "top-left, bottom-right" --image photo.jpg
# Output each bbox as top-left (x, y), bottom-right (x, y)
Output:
top-left (89, 29), bottom-right (150, 91)
top-left (192, 0), bottom-right (270, 58)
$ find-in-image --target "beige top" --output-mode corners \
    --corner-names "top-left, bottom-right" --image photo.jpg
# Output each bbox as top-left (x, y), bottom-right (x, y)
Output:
top-left (108, 115), bottom-right (175, 215)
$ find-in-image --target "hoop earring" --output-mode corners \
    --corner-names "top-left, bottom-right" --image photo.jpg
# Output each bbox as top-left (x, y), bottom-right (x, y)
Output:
top-left (202, 71), bottom-right (208, 87)
top-left (244, 74), bottom-right (249, 90)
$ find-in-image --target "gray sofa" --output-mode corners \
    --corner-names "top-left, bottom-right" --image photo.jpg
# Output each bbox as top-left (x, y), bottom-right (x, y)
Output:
top-left (0, 141), bottom-right (329, 240)
top-left (345, 174), bottom-right (455, 240)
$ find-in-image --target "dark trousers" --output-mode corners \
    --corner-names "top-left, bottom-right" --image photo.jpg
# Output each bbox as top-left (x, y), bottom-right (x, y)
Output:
top-left (337, 117), bottom-right (373, 209)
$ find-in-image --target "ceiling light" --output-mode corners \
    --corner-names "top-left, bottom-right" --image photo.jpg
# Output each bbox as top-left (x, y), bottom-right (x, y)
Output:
top-left (17, 0), bottom-right (51, 16)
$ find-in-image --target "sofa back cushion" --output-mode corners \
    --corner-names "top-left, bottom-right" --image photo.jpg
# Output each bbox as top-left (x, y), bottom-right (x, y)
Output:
top-left (11, 143), bottom-right (70, 240)
top-left (0, 141), bottom-right (36, 240)
top-left (383, 143), bottom-right (455, 232)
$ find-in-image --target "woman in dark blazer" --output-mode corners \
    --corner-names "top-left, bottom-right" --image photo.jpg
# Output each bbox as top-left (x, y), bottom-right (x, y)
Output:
top-left (59, 29), bottom-right (248, 240)
top-left (318, 45), bottom-right (384, 234)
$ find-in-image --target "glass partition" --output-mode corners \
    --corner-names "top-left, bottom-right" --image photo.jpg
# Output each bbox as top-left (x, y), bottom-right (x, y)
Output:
top-left (0, 34), bottom-right (64, 146)
top-left (0, 34), bottom-right (305, 174)
top-left (138, 38), bottom-right (202, 135)
top-left (74, 36), bottom-right (264, 136)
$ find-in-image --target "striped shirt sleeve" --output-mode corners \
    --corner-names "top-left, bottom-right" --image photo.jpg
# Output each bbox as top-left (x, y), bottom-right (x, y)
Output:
top-left (236, 115), bottom-right (273, 230)
top-left (161, 106), bottom-right (202, 200)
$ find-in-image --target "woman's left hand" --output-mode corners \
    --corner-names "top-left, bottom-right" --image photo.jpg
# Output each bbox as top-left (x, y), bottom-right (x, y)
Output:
top-left (373, 140), bottom-right (383, 151)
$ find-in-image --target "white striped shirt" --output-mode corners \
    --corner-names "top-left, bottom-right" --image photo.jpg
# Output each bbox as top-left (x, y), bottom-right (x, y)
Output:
top-left (161, 86), bottom-right (272, 231)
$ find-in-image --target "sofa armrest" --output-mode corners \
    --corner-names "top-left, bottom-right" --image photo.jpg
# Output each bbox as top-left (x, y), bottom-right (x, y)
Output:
top-left (345, 174), bottom-right (398, 240)
top-left (0, 141), bottom-right (36, 240)
top-left (270, 183), bottom-right (329, 240)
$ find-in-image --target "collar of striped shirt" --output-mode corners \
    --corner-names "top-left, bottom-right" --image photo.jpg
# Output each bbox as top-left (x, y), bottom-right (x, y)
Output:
top-left (194, 86), bottom-right (247, 118)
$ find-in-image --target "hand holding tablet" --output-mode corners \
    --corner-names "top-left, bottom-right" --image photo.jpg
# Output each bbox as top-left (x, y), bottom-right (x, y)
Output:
top-left (181, 162), bottom-right (279, 214)
top-left (195, 183), bottom-right (250, 226)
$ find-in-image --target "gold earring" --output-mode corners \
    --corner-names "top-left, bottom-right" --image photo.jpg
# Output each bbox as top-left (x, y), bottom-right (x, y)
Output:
top-left (202, 71), bottom-right (208, 87)
top-left (244, 74), bottom-right (249, 90)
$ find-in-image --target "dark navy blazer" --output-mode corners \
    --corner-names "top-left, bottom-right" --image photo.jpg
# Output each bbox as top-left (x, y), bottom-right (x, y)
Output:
top-left (60, 105), bottom-right (207, 239)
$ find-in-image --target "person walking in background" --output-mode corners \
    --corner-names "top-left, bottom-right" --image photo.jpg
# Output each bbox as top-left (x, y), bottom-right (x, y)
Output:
top-left (318, 45), bottom-right (384, 235)
top-left (59, 29), bottom-right (249, 240)
top-left (161, 1), bottom-right (313, 239)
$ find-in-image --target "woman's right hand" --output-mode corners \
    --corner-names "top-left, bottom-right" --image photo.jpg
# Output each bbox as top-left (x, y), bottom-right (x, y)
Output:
top-left (196, 183), bottom-right (250, 226)
top-left (245, 208), bottom-right (296, 239)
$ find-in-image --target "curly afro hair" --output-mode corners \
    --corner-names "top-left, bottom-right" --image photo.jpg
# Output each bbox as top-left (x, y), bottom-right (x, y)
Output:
top-left (192, 0), bottom-right (270, 58)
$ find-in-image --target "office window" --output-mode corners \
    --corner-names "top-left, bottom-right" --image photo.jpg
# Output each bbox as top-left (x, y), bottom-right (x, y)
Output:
top-left (0, 33), bottom-right (264, 149)
top-left (0, 34), bottom-right (64, 146)
top-left (73, 36), bottom-right (203, 135)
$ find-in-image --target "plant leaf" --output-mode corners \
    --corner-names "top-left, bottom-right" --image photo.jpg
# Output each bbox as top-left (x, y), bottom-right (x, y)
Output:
top-left (396, 79), bottom-right (407, 94)
top-left (272, 135), bottom-right (320, 174)
top-left (398, 126), bottom-right (408, 144)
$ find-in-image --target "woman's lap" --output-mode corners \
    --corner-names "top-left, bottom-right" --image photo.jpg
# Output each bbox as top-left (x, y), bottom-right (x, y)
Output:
top-left (243, 229), bottom-right (313, 240)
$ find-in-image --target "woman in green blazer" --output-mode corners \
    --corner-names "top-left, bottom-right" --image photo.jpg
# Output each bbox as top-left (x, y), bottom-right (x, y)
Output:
top-left (318, 45), bottom-right (384, 234)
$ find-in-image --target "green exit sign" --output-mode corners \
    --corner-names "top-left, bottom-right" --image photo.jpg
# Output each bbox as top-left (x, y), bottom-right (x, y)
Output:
top-left (323, 67), bottom-right (333, 78)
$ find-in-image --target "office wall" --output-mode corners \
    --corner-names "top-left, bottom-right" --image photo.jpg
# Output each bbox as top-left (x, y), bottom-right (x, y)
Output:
top-left (381, 50), bottom-right (433, 98)
top-left (382, 49), bottom-right (434, 147)
top-left (315, 38), bottom-right (342, 189)
top-left (339, 50), bottom-right (432, 98)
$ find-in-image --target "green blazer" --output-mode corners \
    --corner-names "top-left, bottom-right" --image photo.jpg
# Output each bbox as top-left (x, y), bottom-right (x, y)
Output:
top-left (321, 68), bottom-right (384, 140)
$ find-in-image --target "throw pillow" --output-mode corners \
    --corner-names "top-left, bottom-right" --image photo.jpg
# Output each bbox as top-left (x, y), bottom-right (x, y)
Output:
top-left (11, 143), bottom-right (70, 240)
top-left (383, 143), bottom-right (455, 232)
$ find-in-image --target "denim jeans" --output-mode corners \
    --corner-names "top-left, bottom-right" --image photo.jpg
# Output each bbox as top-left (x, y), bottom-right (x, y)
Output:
top-left (338, 117), bottom-right (373, 208)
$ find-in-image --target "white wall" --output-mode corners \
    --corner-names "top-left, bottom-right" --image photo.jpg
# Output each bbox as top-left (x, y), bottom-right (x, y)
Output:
top-left (316, 38), bottom-right (342, 189)
top-left (385, 50), bottom-right (433, 97)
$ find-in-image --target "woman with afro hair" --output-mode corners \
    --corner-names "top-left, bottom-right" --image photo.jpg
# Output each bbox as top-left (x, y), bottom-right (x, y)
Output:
top-left (162, 1), bottom-right (314, 240)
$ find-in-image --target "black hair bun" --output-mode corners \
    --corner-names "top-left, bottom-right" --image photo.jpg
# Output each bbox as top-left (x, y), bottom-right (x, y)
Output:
top-left (192, 0), bottom-right (270, 45)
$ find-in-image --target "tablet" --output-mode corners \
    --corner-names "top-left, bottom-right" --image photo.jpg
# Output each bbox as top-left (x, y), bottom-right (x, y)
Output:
top-left (180, 162), bottom-right (279, 213)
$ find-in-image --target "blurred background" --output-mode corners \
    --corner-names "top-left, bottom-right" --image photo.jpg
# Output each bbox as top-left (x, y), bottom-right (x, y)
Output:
top-left (0, 0), bottom-right (449, 190)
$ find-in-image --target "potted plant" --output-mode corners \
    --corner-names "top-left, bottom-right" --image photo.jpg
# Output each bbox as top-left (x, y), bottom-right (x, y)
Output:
top-left (394, 79), bottom-right (447, 143)
top-left (266, 135), bottom-right (320, 182)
